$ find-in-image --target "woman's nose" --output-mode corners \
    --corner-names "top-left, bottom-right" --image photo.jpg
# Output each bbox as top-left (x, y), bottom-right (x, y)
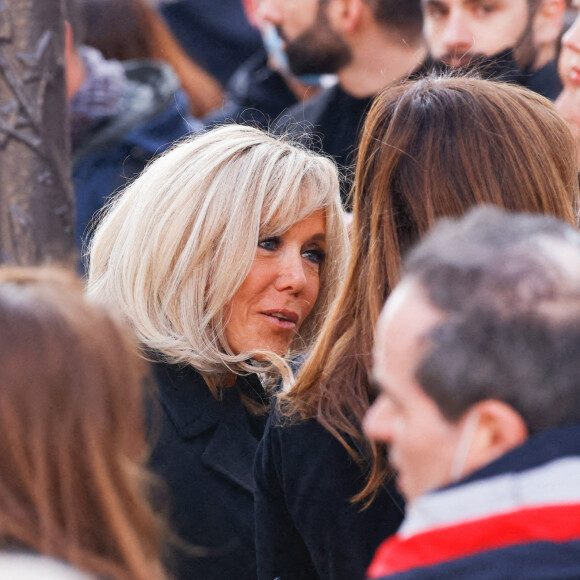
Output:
top-left (562, 14), bottom-right (580, 54)
top-left (274, 251), bottom-right (307, 293)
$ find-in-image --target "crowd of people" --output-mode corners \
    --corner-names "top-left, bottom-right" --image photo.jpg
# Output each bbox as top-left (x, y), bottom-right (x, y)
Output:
top-left (2, 0), bottom-right (580, 579)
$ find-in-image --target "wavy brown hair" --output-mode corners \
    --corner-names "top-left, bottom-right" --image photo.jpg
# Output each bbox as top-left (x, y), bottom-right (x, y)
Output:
top-left (281, 75), bottom-right (580, 503)
top-left (0, 268), bottom-right (165, 580)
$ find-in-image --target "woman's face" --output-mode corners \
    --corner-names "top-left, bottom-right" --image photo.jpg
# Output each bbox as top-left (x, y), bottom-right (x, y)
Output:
top-left (557, 2), bottom-right (580, 162)
top-left (559, 3), bottom-right (580, 91)
top-left (225, 209), bottom-right (326, 355)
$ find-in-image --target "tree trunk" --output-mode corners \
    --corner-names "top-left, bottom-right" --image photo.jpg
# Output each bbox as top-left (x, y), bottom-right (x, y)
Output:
top-left (0, 0), bottom-right (75, 266)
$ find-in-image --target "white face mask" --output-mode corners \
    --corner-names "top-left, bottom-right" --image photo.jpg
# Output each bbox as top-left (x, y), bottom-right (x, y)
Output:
top-left (261, 24), bottom-right (291, 76)
top-left (449, 409), bottom-right (480, 483)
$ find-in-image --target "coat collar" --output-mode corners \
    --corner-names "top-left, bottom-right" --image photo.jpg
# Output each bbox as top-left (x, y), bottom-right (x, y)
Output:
top-left (151, 361), bottom-right (266, 493)
top-left (455, 423), bottom-right (580, 486)
top-left (152, 361), bottom-right (236, 438)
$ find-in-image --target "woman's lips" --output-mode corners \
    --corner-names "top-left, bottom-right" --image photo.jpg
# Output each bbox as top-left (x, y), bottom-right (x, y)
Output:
top-left (570, 67), bottom-right (580, 85)
top-left (261, 309), bottom-right (299, 330)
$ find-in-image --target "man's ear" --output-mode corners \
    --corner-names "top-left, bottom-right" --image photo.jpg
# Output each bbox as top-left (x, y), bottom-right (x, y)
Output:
top-left (468, 400), bottom-right (529, 471)
top-left (533, 0), bottom-right (566, 48)
top-left (327, 0), bottom-right (365, 34)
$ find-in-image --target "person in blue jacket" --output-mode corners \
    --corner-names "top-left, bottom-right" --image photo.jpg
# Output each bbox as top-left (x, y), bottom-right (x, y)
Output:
top-left (63, 0), bottom-right (199, 256)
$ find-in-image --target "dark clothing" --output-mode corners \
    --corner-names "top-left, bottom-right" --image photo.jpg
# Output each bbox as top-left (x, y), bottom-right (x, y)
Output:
top-left (73, 60), bottom-right (197, 254)
top-left (275, 84), bottom-right (372, 204)
top-left (524, 60), bottom-right (562, 101)
top-left (159, 0), bottom-right (263, 86)
top-left (368, 424), bottom-right (580, 580)
top-left (204, 51), bottom-right (303, 129)
top-left (431, 49), bottom-right (562, 101)
top-left (148, 361), bottom-right (268, 580)
top-left (255, 412), bottom-right (405, 580)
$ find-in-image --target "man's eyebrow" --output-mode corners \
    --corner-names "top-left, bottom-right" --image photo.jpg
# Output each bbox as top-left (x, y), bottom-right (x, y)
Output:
top-left (372, 377), bottom-right (403, 409)
top-left (370, 370), bottom-right (396, 400)
top-left (423, 0), bottom-right (490, 7)
top-left (464, 0), bottom-right (494, 7)
top-left (422, 0), bottom-right (444, 7)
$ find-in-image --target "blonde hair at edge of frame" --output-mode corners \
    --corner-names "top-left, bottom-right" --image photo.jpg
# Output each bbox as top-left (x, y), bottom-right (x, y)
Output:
top-left (87, 124), bottom-right (349, 390)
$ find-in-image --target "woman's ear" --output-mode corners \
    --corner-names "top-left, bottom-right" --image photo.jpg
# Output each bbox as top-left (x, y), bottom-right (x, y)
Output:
top-left (467, 400), bottom-right (529, 471)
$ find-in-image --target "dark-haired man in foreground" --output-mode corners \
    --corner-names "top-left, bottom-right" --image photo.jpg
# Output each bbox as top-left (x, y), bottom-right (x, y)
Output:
top-left (365, 206), bottom-right (580, 579)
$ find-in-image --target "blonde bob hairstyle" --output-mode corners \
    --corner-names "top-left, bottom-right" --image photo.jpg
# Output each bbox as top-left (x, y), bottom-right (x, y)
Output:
top-left (87, 124), bottom-right (348, 387)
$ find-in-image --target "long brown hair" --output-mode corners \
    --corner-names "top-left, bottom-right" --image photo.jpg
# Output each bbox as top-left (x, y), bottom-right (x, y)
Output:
top-left (0, 268), bottom-right (165, 580)
top-left (281, 75), bottom-right (580, 503)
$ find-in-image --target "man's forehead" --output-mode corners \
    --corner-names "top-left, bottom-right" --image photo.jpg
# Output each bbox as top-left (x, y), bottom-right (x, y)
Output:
top-left (374, 279), bottom-right (445, 363)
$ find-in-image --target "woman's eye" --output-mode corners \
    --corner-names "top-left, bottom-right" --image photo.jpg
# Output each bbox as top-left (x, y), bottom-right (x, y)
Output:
top-left (303, 248), bottom-right (326, 266)
top-left (258, 237), bottom-right (280, 251)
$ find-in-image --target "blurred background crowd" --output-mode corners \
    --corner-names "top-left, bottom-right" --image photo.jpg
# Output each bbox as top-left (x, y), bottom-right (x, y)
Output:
top-left (2, 1), bottom-right (580, 580)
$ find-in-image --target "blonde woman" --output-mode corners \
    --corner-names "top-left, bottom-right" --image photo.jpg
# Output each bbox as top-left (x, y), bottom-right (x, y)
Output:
top-left (87, 124), bottom-right (349, 580)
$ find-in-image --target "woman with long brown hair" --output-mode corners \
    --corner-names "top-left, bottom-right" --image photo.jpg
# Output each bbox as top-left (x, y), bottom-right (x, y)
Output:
top-left (0, 268), bottom-right (165, 580)
top-left (254, 75), bottom-right (580, 580)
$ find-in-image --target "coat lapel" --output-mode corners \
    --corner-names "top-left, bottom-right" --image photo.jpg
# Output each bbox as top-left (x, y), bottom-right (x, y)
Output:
top-left (152, 361), bottom-right (264, 494)
top-left (201, 418), bottom-right (259, 493)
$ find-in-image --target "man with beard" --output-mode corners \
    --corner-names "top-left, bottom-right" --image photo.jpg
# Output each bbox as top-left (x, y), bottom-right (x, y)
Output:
top-left (260, 0), bottom-right (426, 205)
top-left (204, 0), bottom-right (321, 129)
top-left (423, 0), bottom-right (566, 100)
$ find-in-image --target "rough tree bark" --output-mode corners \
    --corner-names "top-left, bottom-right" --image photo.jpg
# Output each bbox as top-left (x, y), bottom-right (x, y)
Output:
top-left (0, 0), bottom-right (75, 266)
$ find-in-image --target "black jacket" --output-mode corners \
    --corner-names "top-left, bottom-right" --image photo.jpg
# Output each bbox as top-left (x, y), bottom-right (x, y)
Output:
top-left (524, 59), bottom-right (562, 102)
top-left (254, 412), bottom-right (405, 580)
top-left (204, 51), bottom-right (302, 129)
top-left (148, 361), bottom-right (267, 580)
top-left (430, 49), bottom-right (562, 101)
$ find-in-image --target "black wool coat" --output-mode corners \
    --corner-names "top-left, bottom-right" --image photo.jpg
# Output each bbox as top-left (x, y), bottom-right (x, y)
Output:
top-left (148, 361), bottom-right (267, 580)
top-left (254, 412), bottom-right (405, 580)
